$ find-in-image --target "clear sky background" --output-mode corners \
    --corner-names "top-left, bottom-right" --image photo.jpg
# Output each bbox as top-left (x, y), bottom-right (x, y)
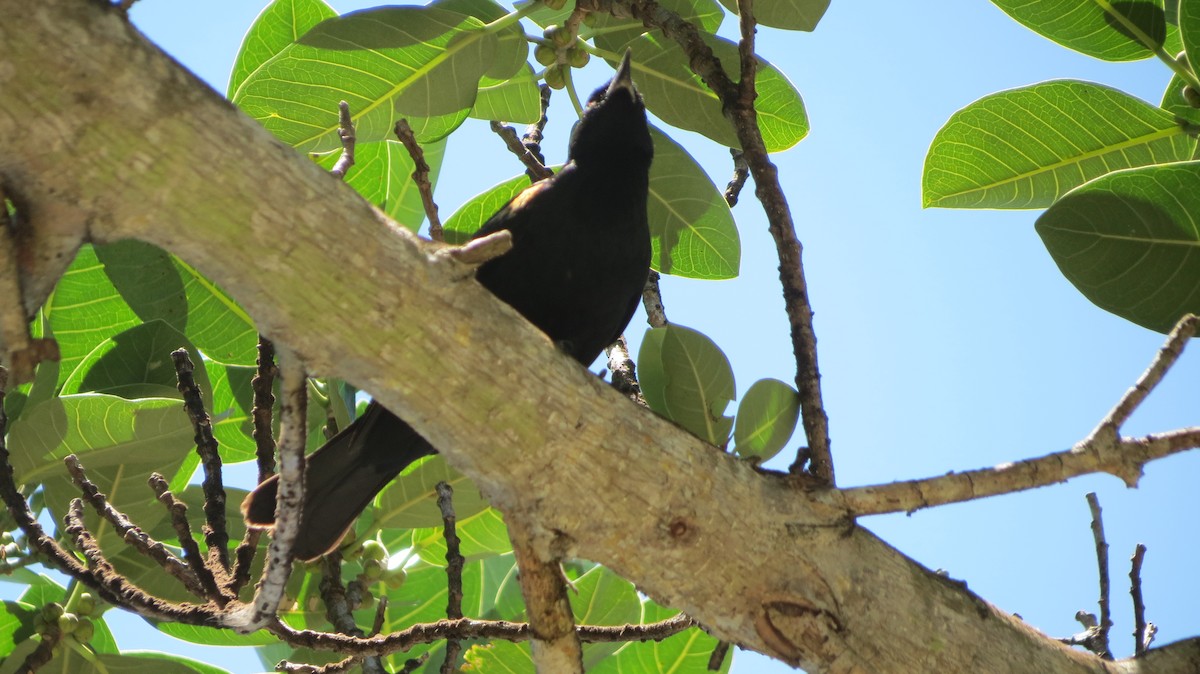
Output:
top-left (91, 1), bottom-right (1200, 672)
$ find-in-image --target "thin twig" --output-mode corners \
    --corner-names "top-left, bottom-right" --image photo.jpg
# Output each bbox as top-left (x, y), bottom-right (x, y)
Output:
top-left (491, 121), bottom-right (554, 181)
top-left (436, 481), bottom-right (464, 673)
top-left (267, 612), bottom-right (696, 656)
top-left (253, 335), bottom-right (278, 483)
top-left (1085, 493), bottom-right (1113, 660)
top-left (616, 0), bottom-right (834, 484)
top-left (240, 351), bottom-right (308, 633)
top-left (171, 348), bottom-right (230, 570)
top-left (15, 622), bottom-right (61, 674)
top-left (722, 149), bottom-right (749, 207)
top-left (320, 551), bottom-right (385, 674)
top-left (394, 119), bottom-right (443, 241)
top-left (440, 230), bottom-right (513, 266)
top-left (708, 640), bottom-right (731, 671)
top-left (64, 455), bottom-right (209, 601)
top-left (522, 85), bottom-right (553, 171)
top-left (276, 655), bottom-right (360, 674)
top-left (147, 473), bottom-right (225, 601)
top-left (329, 101), bottom-right (356, 180)
top-left (642, 270), bottom-right (668, 328)
top-left (398, 653), bottom-right (431, 673)
top-left (605, 335), bottom-right (645, 405)
top-left (1130, 543), bottom-right (1149, 656)
top-left (1086, 314), bottom-right (1198, 441)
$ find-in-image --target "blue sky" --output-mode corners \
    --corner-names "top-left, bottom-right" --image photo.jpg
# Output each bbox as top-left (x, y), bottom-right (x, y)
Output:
top-left (85, 1), bottom-right (1200, 672)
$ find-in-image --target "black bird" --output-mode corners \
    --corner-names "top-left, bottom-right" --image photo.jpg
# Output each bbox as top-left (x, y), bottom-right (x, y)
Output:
top-left (242, 51), bottom-right (653, 560)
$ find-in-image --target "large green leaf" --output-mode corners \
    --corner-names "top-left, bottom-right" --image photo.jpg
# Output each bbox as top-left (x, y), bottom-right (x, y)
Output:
top-left (923, 80), bottom-right (1199, 209)
top-left (989, 0), bottom-right (1179, 61)
top-left (433, 0), bottom-right (527, 80)
top-left (1036, 161), bottom-right (1200, 333)
top-left (733, 377), bottom-right (800, 462)
top-left (612, 32), bottom-right (807, 152)
top-left (574, 567), bottom-right (641, 670)
top-left (648, 128), bottom-right (740, 279)
top-left (411, 507), bottom-right (511, 564)
top-left (590, 601), bottom-right (732, 673)
top-left (59, 321), bottom-right (210, 404)
top-left (1161, 71), bottom-right (1200, 125)
top-left (638, 325), bottom-right (735, 445)
top-left (472, 64), bottom-right (543, 124)
top-left (443, 130), bottom-right (740, 279)
top-left (372, 455), bottom-right (490, 531)
top-left (47, 242), bottom-right (257, 382)
top-left (233, 7), bottom-right (495, 151)
top-left (315, 138), bottom-right (448, 231)
top-left (7, 395), bottom-right (193, 564)
top-left (227, 0), bottom-right (338, 97)
top-left (714, 0), bottom-right (828, 31)
top-left (1182, 0), bottom-right (1200, 67)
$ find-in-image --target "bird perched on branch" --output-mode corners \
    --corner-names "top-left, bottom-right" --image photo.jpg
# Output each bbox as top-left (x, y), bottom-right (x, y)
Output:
top-left (243, 50), bottom-right (654, 561)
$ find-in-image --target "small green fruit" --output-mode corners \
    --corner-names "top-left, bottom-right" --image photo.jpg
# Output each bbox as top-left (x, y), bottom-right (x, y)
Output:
top-left (541, 0), bottom-right (568, 12)
top-left (545, 25), bottom-right (574, 48)
top-left (41, 603), bottom-right (64, 621)
top-left (360, 540), bottom-right (388, 562)
top-left (75, 593), bottom-right (96, 616)
top-left (566, 45), bottom-right (590, 68)
top-left (1183, 85), bottom-right (1200, 109)
top-left (361, 560), bottom-right (385, 581)
top-left (73, 619), bottom-right (95, 643)
top-left (57, 613), bottom-right (79, 634)
top-left (534, 44), bottom-right (558, 67)
top-left (544, 64), bottom-right (567, 90)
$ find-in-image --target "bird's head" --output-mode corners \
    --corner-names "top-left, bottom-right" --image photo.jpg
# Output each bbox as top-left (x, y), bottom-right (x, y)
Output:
top-left (567, 49), bottom-right (653, 170)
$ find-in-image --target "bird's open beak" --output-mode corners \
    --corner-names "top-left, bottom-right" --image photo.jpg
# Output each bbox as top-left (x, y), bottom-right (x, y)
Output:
top-left (606, 49), bottom-right (635, 97)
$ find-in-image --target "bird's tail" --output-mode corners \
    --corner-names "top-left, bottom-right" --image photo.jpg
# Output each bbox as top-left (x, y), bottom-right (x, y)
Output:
top-left (240, 402), bottom-right (436, 561)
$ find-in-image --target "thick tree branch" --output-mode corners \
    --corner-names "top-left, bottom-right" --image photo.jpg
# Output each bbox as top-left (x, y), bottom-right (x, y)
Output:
top-left (2, 4), bottom-right (1197, 672)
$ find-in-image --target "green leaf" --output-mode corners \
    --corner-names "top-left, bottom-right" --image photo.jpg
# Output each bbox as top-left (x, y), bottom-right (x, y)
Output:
top-left (463, 640), bottom-right (533, 672)
top-left (614, 32), bottom-right (807, 152)
top-left (156, 622), bottom-right (278, 647)
top-left (227, 0), bottom-right (338, 97)
top-left (638, 325), bottom-right (735, 445)
top-left (733, 378), bottom-right (800, 461)
top-left (1162, 70), bottom-right (1200, 126)
top-left (714, 0), bottom-right (828, 31)
top-left (989, 0), bottom-right (1177, 61)
top-left (923, 80), bottom-right (1199, 209)
top-left (7, 395), bottom-right (193, 553)
top-left (574, 567), bottom-right (641, 670)
top-left (472, 64), bottom-right (543, 124)
top-left (1036, 160), bottom-right (1200, 333)
top-left (1182, 0), bottom-right (1200, 67)
top-left (443, 129), bottom-right (740, 279)
top-left (233, 7), bottom-right (496, 151)
top-left (59, 320), bottom-right (209, 402)
top-left (372, 456), bottom-right (490, 531)
top-left (0, 600), bottom-right (36, 658)
top-left (433, 0), bottom-right (527, 80)
top-left (648, 128), bottom-right (740, 279)
top-left (591, 600), bottom-right (732, 673)
top-left (315, 138), bottom-right (447, 232)
top-left (411, 507), bottom-right (511, 564)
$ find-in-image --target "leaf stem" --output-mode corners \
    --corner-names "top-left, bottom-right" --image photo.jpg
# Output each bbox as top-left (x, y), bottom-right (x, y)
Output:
top-left (563, 67), bottom-right (585, 118)
top-left (483, 1), bottom-right (541, 33)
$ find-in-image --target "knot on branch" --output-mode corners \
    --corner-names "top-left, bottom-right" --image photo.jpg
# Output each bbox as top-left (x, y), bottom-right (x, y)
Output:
top-left (755, 599), bottom-right (843, 668)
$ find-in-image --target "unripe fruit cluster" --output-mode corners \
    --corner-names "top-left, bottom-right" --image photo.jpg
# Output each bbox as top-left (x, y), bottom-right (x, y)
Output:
top-left (537, 25), bottom-right (590, 90)
top-left (33, 596), bottom-right (98, 645)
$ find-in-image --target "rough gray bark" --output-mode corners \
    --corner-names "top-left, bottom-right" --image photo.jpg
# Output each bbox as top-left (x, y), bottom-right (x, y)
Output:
top-left (1, 2), bottom-right (1197, 673)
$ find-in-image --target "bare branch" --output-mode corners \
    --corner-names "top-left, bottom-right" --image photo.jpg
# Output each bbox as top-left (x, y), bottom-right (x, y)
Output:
top-left (236, 351), bottom-right (308, 632)
top-left (437, 482), bottom-right (465, 673)
top-left (394, 119), bottom-right (443, 241)
top-left (1130, 543), bottom-right (1149, 657)
top-left (172, 348), bottom-right (230, 570)
top-left (147, 473), bottom-right (225, 601)
top-left (329, 101), bottom-right (356, 180)
top-left (439, 230), bottom-right (513, 266)
top-left (642, 270), bottom-right (668, 328)
top-left (605, 335), bottom-right (646, 405)
top-left (508, 517), bottom-right (583, 674)
top-left (1085, 493), bottom-right (1113, 659)
top-left (722, 149), bottom-right (749, 207)
top-left (491, 121), bottom-right (554, 181)
top-left (65, 455), bottom-right (208, 601)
